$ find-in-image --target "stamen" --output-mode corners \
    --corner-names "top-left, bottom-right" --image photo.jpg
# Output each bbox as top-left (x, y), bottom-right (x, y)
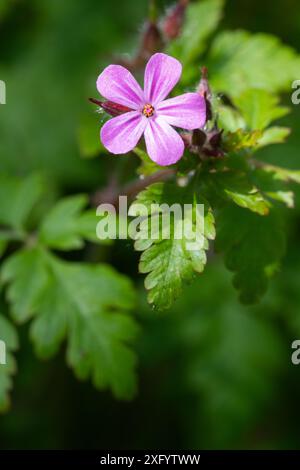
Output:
top-left (142, 103), bottom-right (155, 118)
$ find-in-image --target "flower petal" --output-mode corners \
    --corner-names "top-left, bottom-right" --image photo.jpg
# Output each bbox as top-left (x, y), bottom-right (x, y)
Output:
top-left (157, 93), bottom-right (206, 130)
top-left (101, 112), bottom-right (148, 154)
top-left (97, 65), bottom-right (144, 110)
top-left (144, 116), bottom-right (184, 166)
top-left (144, 53), bottom-right (182, 106)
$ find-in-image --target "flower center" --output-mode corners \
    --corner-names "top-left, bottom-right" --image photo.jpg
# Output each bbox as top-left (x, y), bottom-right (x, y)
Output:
top-left (142, 103), bottom-right (155, 118)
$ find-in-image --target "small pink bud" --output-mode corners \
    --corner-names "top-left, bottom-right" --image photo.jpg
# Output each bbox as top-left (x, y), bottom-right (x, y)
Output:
top-left (142, 21), bottom-right (163, 58)
top-left (197, 67), bottom-right (212, 121)
top-left (163, 0), bottom-right (189, 40)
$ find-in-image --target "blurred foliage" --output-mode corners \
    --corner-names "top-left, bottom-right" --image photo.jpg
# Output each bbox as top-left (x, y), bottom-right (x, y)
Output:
top-left (0, 0), bottom-right (300, 451)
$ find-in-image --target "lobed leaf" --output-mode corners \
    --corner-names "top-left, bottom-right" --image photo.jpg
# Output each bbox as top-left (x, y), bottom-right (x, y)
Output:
top-left (1, 247), bottom-right (138, 399)
top-left (130, 182), bottom-right (215, 310)
top-left (215, 205), bottom-right (285, 303)
top-left (234, 89), bottom-right (290, 130)
top-left (208, 31), bottom-right (300, 96)
top-left (39, 195), bottom-right (105, 250)
top-left (0, 173), bottom-right (44, 232)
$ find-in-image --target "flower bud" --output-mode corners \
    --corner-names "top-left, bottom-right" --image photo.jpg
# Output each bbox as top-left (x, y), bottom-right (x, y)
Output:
top-left (89, 98), bottom-right (132, 117)
top-left (197, 67), bottom-right (212, 121)
top-left (142, 21), bottom-right (164, 58)
top-left (117, 21), bottom-right (163, 71)
top-left (203, 128), bottom-right (224, 157)
top-left (163, 0), bottom-right (189, 40)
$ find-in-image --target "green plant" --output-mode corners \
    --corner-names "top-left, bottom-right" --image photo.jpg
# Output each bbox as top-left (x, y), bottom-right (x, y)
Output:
top-left (1, 0), bottom-right (300, 413)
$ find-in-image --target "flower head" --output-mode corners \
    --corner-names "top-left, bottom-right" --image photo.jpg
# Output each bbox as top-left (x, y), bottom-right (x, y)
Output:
top-left (97, 53), bottom-right (206, 166)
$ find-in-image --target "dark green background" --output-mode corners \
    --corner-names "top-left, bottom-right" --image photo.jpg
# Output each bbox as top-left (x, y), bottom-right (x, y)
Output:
top-left (0, 0), bottom-right (300, 449)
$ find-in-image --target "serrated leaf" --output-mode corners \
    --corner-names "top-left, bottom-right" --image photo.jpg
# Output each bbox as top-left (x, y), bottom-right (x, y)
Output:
top-left (39, 195), bottom-right (103, 250)
top-left (130, 182), bottom-right (215, 310)
top-left (0, 174), bottom-right (44, 232)
top-left (208, 31), bottom-right (300, 96)
top-left (234, 89), bottom-right (290, 130)
top-left (216, 205), bottom-right (285, 303)
top-left (32, 254), bottom-right (138, 399)
top-left (0, 315), bottom-right (18, 412)
top-left (168, 0), bottom-right (224, 65)
top-left (2, 247), bottom-right (138, 399)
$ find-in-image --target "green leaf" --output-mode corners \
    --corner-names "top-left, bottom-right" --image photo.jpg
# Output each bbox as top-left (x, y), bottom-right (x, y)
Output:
top-left (33, 254), bottom-right (138, 399)
top-left (216, 205), bottom-right (285, 303)
top-left (77, 209), bottom-right (112, 244)
top-left (133, 148), bottom-right (161, 176)
top-left (224, 129), bottom-right (263, 152)
top-left (257, 127), bottom-right (291, 148)
top-left (208, 31), bottom-right (300, 96)
top-left (0, 174), bottom-right (44, 232)
top-left (234, 89), bottom-right (290, 130)
top-left (204, 170), bottom-right (270, 215)
top-left (1, 246), bottom-right (49, 323)
top-left (264, 190), bottom-right (294, 208)
top-left (224, 188), bottom-right (270, 216)
top-left (39, 195), bottom-right (102, 250)
top-left (252, 167), bottom-right (295, 208)
top-left (130, 182), bottom-right (215, 310)
top-left (0, 314), bottom-right (18, 412)
top-left (168, 0), bottom-right (224, 64)
top-left (2, 247), bottom-right (138, 399)
top-left (254, 163), bottom-right (300, 185)
top-left (217, 104), bottom-right (246, 132)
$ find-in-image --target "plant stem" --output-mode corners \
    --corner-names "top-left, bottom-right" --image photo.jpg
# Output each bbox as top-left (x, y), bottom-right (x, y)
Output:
top-left (148, 0), bottom-right (158, 23)
top-left (91, 169), bottom-right (176, 208)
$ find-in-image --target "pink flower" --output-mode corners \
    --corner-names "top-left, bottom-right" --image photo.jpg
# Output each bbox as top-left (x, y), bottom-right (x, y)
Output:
top-left (97, 53), bottom-right (206, 166)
